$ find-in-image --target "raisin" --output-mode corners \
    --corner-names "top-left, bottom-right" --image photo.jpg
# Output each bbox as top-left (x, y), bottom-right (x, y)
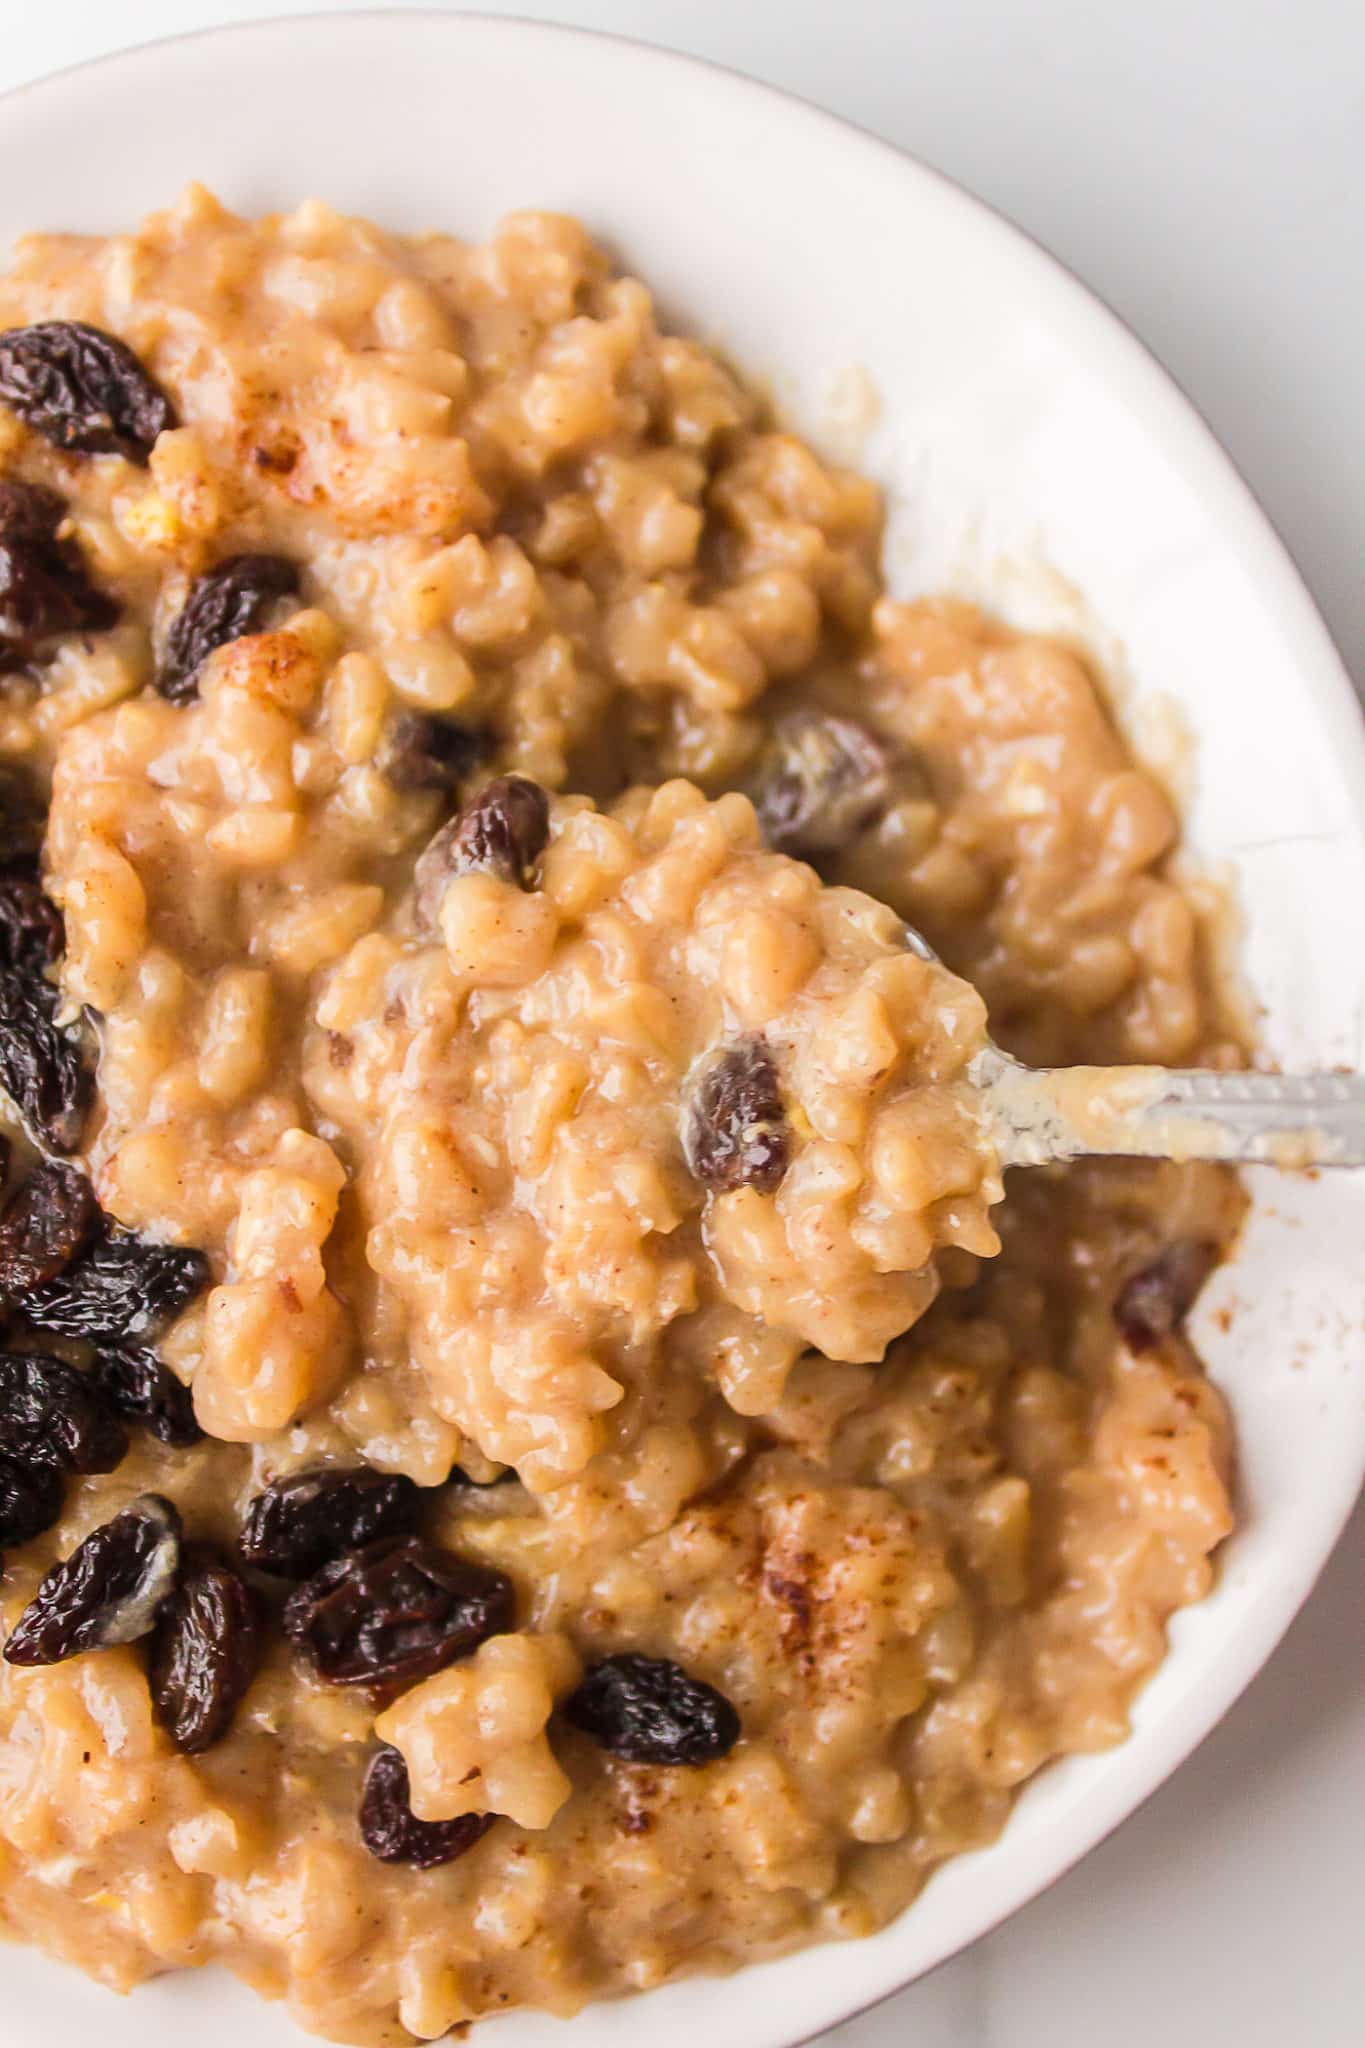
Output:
top-left (0, 478), bottom-right (118, 672)
top-left (450, 775), bottom-right (550, 886)
top-left (683, 1037), bottom-right (791, 1195)
top-left (240, 1466), bottom-right (423, 1579)
top-left (0, 1160), bottom-right (98, 1295)
top-left (0, 321), bottom-right (176, 462)
top-left (1113, 1239), bottom-right (1219, 1353)
top-left (92, 1343), bottom-right (203, 1448)
top-left (0, 479), bottom-right (65, 548)
top-left (0, 967), bottom-right (93, 1154)
top-left (283, 1534), bottom-right (515, 1688)
top-left (4, 1493), bottom-right (181, 1665)
top-left (0, 1451), bottom-right (64, 1550)
top-left (0, 857), bottom-right (64, 978)
top-left (378, 713), bottom-right (492, 794)
top-left (564, 1653), bottom-right (740, 1766)
top-left (0, 1352), bottom-right (126, 1475)
top-left (359, 1743), bottom-right (496, 1869)
top-left (414, 774), bottom-right (550, 925)
top-left (25, 1228), bottom-right (210, 1343)
top-left (750, 710), bottom-right (891, 858)
top-left (149, 1547), bottom-right (261, 1753)
top-left (0, 768), bottom-right (45, 858)
top-left (158, 554), bottom-right (300, 704)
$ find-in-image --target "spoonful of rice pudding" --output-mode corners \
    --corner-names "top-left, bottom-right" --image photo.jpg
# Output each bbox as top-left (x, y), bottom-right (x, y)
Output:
top-left (316, 772), bottom-right (1363, 1401)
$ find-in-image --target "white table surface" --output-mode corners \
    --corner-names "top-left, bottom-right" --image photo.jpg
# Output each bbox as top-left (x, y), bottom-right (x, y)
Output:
top-left (1, 6), bottom-right (1361, 2047)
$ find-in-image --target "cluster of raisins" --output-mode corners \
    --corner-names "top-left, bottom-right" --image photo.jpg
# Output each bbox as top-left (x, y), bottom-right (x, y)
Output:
top-left (264, 1475), bottom-right (742, 1861)
top-left (0, 856), bottom-right (92, 1156)
top-left (0, 786), bottom-right (212, 1558)
top-left (0, 320), bottom-right (300, 706)
top-left (0, 1144), bottom-right (211, 1558)
top-left (22, 1227), bottom-right (209, 1343)
top-left (0, 320), bottom-right (755, 1868)
top-left (0, 1433), bottom-right (747, 1860)
top-left (3, 1492), bottom-right (260, 1756)
top-left (0, 731), bottom-right (213, 1584)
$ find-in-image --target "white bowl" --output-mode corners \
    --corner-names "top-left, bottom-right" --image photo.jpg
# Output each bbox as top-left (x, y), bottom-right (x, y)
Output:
top-left (2, 14), bottom-right (1362, 2048)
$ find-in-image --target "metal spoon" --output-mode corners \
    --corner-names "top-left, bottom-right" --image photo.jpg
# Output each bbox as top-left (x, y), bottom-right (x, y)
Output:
top-left (901, 924), bottom-right (1365, 1169)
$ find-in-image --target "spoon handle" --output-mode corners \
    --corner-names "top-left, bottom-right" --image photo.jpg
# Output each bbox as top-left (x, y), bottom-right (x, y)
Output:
top-left (973, 1047), bottom-right (1365, 1168)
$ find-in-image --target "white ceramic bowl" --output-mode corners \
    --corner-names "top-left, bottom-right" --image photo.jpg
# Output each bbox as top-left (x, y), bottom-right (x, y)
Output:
top-left (2, 15), bottom-right (1362, 2048)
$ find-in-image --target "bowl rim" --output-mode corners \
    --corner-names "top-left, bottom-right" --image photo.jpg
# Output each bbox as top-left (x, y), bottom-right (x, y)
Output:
top-left (0, 12), bottom-right (1362, 2046)
top-left (2, 8), bottom-right (1359, 734)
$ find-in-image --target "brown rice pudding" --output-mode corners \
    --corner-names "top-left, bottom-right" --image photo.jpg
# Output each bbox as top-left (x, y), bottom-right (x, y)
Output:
top-left (0, 188), bottom-right (1243, 2044)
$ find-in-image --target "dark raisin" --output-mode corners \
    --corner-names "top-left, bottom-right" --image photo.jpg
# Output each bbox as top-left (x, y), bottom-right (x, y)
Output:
top-left (683, 1036), bottom-right (791, 1195)
top-left (450, 775), bottom-right (550, 887)
top-left (4, 1493), bottom-right (181, 1665)
top-left (158, 554), bottom-right (300, 704)
top-left (1113, 1239), bottom-right (1219, 1353)
top-left (0, 857), bottom-right (64, 978)
top-left (0, 479), bottom-right (66, 548)
top-left (378, 713), bottom-right (492, 794)
top-left (282, 1535), bottom-right (515, 1688)
top-left (0, 1450), bottom-right (64, 1550)
top-left (0, 321), bottom-right (176, 463)
top-left (240, 1466), bottom-right (423, 1579)
top-left (25, 1228), bottom-right (210, 1343)
top-left (750, 710), bottom-right (891, 858)
top-left (564, 1653), bottom-right (740, 1766)
top-left (149, 1547), bottom-right (261, 1753)
top-left (0, 1352), bottom-right (126, 1475)
top-left (92, 1343), bottom-right (203, 1448)
top-left (0, 478), bottom-right (119, 672)
top-left (359, 1743), bottom-right (496, 1869)
top-left (0, 966), bottom-right (93, 1153)
top-left (0, 767), bottom-right (45, 858)
top-left (414, 774), bottom-right (550, 925)
top-left (0, 1160), bottom-right (98, 1295)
